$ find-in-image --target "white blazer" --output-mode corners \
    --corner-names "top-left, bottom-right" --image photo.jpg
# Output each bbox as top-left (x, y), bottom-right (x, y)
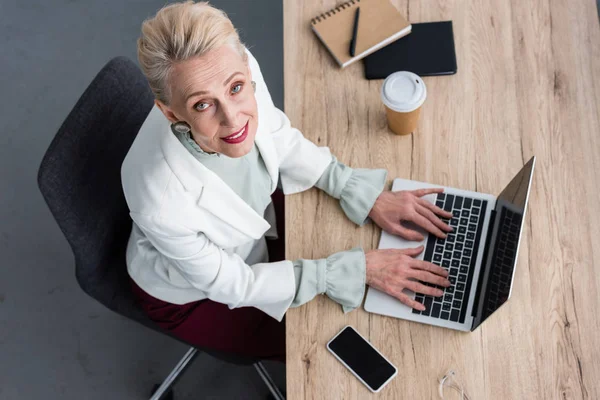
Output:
top-left (121, 50), bottom-right (332, 321)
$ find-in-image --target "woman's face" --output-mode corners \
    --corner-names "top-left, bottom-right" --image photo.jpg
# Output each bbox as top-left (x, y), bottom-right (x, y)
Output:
top-left (156, 45), bottom-right (258, 158)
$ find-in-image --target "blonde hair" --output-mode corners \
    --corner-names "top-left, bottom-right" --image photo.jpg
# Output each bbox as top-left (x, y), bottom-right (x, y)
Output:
top-left (137, 1), bottom-right (246, 104)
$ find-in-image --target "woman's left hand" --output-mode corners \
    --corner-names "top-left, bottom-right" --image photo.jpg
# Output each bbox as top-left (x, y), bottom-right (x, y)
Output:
top-left (368, 188), bottom-right (454, 241)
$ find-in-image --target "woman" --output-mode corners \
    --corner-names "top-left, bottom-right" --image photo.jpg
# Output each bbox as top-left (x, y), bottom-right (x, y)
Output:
top-left (123, 1), bottom-right (452, 362)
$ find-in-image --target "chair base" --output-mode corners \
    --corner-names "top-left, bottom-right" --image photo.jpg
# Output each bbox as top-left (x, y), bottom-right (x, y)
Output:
top-left (151, 384), bottom-right (174, 400)
top-left (150, 347), bottom-right (198, 400)
top-left (149, 347), bottom-right (285, 400)
top-left (254, 361), bottom-right (285, 400)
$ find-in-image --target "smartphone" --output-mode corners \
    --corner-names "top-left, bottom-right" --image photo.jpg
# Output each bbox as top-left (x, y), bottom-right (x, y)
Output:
top-left (326, 325), bottom-right (398, 393)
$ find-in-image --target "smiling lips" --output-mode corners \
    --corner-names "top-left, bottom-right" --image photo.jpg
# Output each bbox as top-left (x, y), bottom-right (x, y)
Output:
top-left (221, 121), bottom-right (249, 144)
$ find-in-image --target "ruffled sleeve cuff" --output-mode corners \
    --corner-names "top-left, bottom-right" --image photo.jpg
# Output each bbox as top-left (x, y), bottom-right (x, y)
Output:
top-left (340, 168), bottom-right (388, 226)
top-left (290, 248), bottom-right (367, 313)
top-left (324, 248), bottom-right (367, 313)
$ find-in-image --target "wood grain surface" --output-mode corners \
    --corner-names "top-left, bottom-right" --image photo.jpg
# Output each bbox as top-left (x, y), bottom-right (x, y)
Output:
top-left (284, 0), bottom-right (600, 399)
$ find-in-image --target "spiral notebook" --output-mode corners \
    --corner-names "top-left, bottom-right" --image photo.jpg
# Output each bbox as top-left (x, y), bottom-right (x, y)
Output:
top-left (311, 0), bottom-right (412, 68)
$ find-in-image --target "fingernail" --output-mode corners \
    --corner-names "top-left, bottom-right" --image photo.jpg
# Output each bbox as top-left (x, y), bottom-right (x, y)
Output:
top-left (445, 280), bottom-right (451, 286)
top-left (436, 290), bottom-right (444, 296)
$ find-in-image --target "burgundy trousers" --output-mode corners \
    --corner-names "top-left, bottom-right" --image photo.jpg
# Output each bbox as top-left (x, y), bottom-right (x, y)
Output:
top-left (130, 189), bottom-right (287, 363)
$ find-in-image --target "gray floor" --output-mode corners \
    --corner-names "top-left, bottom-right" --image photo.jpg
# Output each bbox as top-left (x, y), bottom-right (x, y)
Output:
top-left (0, 1), bottom-right (284, 399)
top-left (3, 1), bottom-right (599, 399)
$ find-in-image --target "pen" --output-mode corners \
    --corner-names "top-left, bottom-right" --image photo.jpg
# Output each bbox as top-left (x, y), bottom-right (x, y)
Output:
top-left (349, 7), bottom-right (360, 57)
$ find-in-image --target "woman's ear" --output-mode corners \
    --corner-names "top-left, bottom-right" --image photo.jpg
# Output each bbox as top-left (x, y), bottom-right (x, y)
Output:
top-left (155, 99), bottom-right (179, 123)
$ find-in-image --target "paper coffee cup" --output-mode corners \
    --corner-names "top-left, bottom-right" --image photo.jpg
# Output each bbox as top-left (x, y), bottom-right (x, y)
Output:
top-left (381, 71), bottom-right (427, 135)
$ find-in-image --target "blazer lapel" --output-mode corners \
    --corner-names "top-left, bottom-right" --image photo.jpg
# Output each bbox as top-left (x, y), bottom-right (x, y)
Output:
top-left (253, 87), bottom-right (281, 192)
top-left (159, 120), bottom-right (271, 240)
top-left (254, 130), bottom-right (279, 193)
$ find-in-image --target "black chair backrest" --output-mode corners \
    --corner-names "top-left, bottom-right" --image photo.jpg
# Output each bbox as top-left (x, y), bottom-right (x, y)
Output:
top-left (38, 57), bottom-right (260, 364)
top-left (38, 57), bottom-right (154, 320)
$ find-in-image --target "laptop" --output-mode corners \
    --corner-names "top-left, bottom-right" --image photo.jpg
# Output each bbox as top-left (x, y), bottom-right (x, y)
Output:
top-left (364, 157), bottom-right (536, 331)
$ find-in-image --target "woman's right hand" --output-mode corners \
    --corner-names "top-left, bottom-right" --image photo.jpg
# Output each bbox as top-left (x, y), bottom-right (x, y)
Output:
top-left (365, 246), bottom-right (450, 311)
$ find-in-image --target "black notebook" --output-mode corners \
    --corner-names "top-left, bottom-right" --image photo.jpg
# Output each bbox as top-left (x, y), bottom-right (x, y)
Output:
top-left (364, 21), bottom-right (457, 79)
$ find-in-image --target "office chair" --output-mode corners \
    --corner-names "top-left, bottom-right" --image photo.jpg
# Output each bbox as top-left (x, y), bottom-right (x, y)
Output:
top-left (37, 56), bottom-right (285, 400)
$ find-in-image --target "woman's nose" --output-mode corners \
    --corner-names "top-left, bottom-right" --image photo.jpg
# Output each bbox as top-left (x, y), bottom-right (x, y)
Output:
top-left (220, 104), bottom-right (240, 128)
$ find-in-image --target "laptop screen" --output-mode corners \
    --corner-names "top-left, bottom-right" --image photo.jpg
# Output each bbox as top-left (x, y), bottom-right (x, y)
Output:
top-left (471, 157), bottom-right (535, 330)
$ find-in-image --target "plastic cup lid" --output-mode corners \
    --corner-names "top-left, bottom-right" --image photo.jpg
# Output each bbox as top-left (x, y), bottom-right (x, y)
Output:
top-left (381, 71), bottom-right (427, 113)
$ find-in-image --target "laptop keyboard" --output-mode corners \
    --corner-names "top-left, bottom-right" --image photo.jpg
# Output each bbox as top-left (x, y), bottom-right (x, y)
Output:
top-left (412, 193), bottom-right (487, 323)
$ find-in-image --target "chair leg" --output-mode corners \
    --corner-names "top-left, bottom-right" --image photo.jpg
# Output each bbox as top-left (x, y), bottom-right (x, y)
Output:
top-left (254, 361), bottom-right (285, 400)
top-left (150, 347), bottom-right (199, 400)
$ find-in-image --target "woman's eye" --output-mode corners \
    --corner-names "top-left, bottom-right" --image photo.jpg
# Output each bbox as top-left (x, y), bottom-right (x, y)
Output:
top-left (195, 102), bottom-right (210, 111)
top-left (231, 83), bottom-right (243, 94)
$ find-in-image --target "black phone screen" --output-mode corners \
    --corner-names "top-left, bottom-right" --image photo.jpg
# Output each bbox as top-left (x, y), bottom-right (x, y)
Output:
top-left (328, 326), bottom-right (397, 391)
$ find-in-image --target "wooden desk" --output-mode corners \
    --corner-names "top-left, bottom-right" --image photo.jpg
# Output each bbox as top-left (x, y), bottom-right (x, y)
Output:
top-left (284, 0), bottom-right (600, 398)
